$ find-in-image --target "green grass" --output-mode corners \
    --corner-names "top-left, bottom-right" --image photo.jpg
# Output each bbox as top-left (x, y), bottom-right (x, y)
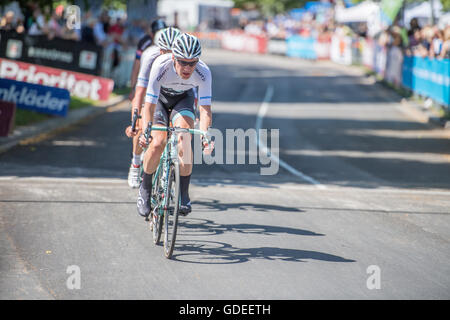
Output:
top-left (112, 86), bottom-right (131, 96)
top-left (14, 109), bottom-right (50, 127)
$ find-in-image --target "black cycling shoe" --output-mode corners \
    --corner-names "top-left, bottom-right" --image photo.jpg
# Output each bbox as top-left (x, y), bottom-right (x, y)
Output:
top-left (137, 184), bottom-right (151, 217)
top-left (179, 202), bottom-right (192, 216)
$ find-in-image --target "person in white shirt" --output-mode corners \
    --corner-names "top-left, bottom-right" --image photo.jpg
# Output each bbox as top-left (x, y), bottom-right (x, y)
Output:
top-left (125, 27), bottom-right (181, 189)
top-left (135, 33), bottom-right (213, 217)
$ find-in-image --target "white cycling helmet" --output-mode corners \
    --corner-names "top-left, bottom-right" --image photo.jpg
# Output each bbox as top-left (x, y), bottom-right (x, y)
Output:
top-left (172, 33), bottom-right (202, 59)
top-left (157, 27), bottom-right (181, 51)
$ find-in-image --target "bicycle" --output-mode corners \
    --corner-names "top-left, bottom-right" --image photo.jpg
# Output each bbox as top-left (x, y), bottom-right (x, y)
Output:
top-left (141, 122), bottom-right (212, 259)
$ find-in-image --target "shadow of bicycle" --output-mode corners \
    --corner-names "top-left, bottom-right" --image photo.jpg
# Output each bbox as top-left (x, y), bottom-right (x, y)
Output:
top-left (172, 239), bottom-right (355, 265)
top-left (177, 217), bottom-right (322, 237)
top-left (172, 218), bottom-right (355, 265)
top-left (192, 199), bottom-right (304, 213)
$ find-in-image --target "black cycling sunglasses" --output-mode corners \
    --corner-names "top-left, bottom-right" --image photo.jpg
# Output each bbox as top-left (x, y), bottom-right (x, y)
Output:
top-left (176, 59), bottom-right (198, 67)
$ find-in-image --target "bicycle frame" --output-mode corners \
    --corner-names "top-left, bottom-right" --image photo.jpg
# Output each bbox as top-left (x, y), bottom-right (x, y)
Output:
top-left (150, 131), bottom-right (177, 217)
top-left (145, 125), bottom-right (210, 217)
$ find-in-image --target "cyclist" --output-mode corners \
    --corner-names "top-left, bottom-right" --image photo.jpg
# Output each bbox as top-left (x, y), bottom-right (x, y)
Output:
top-left (125, 27), bottom-right (181, 188)
top-left (137, 33), bottom-right (212, 217)
top-left (128, 19), bottom-right (167, 101)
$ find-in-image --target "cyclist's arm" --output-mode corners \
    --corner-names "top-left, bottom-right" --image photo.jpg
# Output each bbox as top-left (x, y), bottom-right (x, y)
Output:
top-left (131, 50), bottom-right (156, 120)
top-left (142, 102), bottom-right (156, 132)
top-left (128, 59), bottom-right (140, 100)
top-left (198, 105), bottom-right (212, 132)
top-left (197, 64), bottom-right (212, 133)
top-left (142, 58), bottom-right (163, 135)
top-left (130, 86), bottom-right (146, 121)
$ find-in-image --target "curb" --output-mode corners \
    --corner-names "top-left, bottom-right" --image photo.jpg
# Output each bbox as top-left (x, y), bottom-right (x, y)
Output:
top-left (374, 81), bottom-right (450, 130)
top-left (0, 95), bottom-right (128, 154)
top-left (351, 65), bottom-right (450, 130)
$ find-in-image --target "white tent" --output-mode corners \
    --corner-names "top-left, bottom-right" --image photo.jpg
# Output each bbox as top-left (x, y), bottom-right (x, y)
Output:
top-left (335, 1), bottom-right (379, 23)
top-left (403, 0), bottom-right (443, 27)
top-left (439, 12), bottom-right (450, 29)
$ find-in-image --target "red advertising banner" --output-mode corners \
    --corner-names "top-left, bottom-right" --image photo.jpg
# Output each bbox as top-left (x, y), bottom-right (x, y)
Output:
top-left (221, 30), bottom-right (267, 54)
top-left (0, 58), bottom-right (114, 101)
top-left (0, 100), bottom-right (16, 137)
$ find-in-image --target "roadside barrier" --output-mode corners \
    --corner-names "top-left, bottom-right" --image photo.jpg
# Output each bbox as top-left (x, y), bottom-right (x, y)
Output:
top-left (194, 30), bottom-right (449, 110)
top-left (286, 35), bottom-right (317, 60)
top-left (221, 30), bottom-right (267, 54)
top-left (402, 56), bottom-right (450, 107)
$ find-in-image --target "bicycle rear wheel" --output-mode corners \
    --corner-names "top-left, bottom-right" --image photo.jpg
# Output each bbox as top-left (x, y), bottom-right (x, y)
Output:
top-left (163, 161), bottom-right (180, 259)
top-left (151, 168), bottom-right (164, 245)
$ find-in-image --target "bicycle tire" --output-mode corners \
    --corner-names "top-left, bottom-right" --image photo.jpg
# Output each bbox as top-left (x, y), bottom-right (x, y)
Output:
top-left (151, 168), bottom-right (164, 245)
top-left (163, 161), bottom-right (180, 259)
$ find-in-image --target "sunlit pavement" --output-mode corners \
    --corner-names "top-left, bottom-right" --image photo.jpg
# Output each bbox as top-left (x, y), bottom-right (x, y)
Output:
top-left (1, 49), bottom-right (449, 299)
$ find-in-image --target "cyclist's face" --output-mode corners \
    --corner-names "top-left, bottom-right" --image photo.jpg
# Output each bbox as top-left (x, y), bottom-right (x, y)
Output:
top-left (173, 56), bottom-right (198, 80)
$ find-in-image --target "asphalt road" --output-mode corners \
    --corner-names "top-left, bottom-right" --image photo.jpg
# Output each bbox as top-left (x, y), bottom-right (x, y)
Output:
top-left (1, 49), bottom-right (449, 300)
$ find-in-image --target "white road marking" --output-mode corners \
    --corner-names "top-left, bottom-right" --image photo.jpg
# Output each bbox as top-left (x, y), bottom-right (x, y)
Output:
top-left (255, 85), bottom-right (326, 189)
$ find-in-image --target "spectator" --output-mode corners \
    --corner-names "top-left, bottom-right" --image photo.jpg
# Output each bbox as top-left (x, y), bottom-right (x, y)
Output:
top-left (438, 26), bottom-right (450, 59)
top-left (109, 17), bottom-right (125, 39)
top-left (108, 17), bottom-right (125, 69)
top-left (407, 28), bottom-right (423, 56)
top-left (408, 18), bottom-right (420, 38)
top-left (28, 7), bottom-right (47, 35)
top-left (430, 26), bottom-right (444, 58)
top-left (100, 10), bottom-right (110, 34)
top-left (81, 15), bottom-right (96, 43)
top-left (0, 11), bottom-right (18, 31)
top-left (93, 16), bottom-right (108, 46)
top-left (47, 11), bottom-right (63, 39)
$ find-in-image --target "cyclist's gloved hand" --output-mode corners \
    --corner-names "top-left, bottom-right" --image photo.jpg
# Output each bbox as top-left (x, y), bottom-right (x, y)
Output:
top-left (125, 125), bottom-right (140, 138)
top-left (202, 136), bottom-right (214, 155)
top-left (139, 132), bottom-right (153, 147)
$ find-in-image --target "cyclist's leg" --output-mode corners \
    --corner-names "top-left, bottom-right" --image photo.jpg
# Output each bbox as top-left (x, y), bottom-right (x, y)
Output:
top-left (128, 118), bottom-right (143, 188)
top-left (142, 101), bottom-right (169, 175)
top-left (137, 100), bottom-right (168, 217)
top-left (170, 90), bottom-right (195, 215)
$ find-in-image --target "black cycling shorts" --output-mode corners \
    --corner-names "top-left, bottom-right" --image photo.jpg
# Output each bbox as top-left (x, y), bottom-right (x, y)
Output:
top-left (153, 89), bottom-right (195, 126)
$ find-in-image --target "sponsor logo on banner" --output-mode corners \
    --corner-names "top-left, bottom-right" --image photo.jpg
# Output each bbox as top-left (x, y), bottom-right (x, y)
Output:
top-left (0, 58), bottom-right (114, 101)
top-left (6, 39), bottom-right (23, 59)
top-left (79, 50), bottom-right (97, 70)
top-left (0, 30), bottom-right (103, 75)
top-left (0, 78), bottom-right (70, 116)
top-left (28, 46), bottom-right (73, 63)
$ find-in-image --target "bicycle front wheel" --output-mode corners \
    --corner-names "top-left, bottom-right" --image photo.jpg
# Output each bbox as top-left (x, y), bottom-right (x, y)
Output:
top-left (151, 168), bottom-right (164, 245)
top-left (163, 161), bottom-right (180, 259)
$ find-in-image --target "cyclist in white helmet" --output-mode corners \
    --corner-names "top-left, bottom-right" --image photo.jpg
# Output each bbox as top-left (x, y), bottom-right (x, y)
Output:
top-left (136, 33), bottom-right (213, 217)
top-left (125, 27), bottom-right (181, 188)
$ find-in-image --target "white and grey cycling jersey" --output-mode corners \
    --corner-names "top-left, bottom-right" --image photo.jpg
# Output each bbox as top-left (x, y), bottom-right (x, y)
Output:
top-left (145, 53), bottom-right (212, 106)
top-left (136, 45), bottom-right (161, 88)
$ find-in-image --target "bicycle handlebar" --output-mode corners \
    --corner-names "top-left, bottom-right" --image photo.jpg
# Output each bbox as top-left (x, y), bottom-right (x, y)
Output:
top-left (131, 108), bottom-right (141, 132)
top-left (143, 124), bottom-right (212, 145)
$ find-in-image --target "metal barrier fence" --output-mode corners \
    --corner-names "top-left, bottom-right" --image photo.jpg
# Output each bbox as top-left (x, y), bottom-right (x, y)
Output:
top-left (195, 30), bottom-right (450, 111)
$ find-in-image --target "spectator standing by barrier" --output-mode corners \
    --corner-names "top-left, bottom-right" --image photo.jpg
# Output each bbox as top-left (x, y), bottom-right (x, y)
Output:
top-left (28, 7), bottom-right (47, 35)
top-left (430, 26), bottom-right (444, 58)
top-left (439, 27), bottom-right (450, 59)
top-left (0, 11), bottom-right (18, 31)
